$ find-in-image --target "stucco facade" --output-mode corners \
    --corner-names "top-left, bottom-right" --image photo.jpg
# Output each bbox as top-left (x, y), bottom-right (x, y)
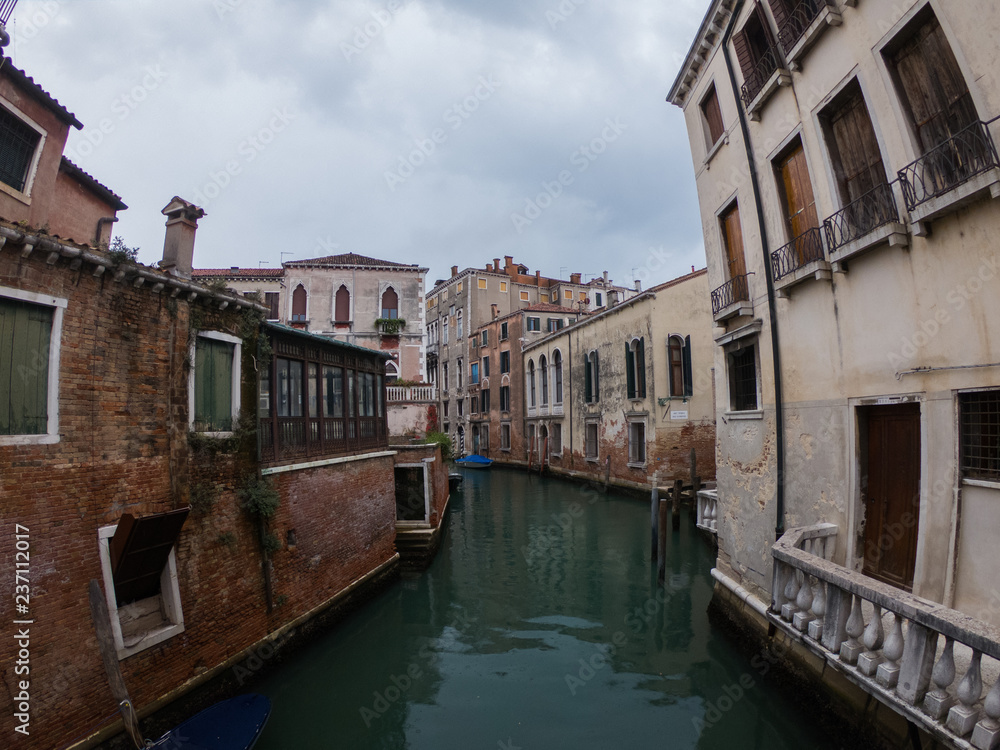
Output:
top-left (669, 0), bottom-right (1000, 624)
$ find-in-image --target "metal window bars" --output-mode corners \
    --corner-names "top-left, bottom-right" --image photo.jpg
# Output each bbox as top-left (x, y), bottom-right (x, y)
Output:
top-left (740, 44), bottom-right (781, 108)
top-left (776, 0), bottom-right (830, 52)
top-left (711, 274), bottom-right (751, 316)
top-left (771, 226), bottom-right (825, 281)
top-left (823, 182), bottom-right (901, 253)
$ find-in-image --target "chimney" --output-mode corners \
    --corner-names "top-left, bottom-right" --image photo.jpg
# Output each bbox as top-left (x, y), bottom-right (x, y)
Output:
top-left (491, 303), bottom-right (498, 320)
top-left (692, 265), bottom-right (696, 273)
top-left (159, 196), bottom-right (205, 279)
top-left (603, 271), bottom-right (609, 285)
top-left (634, 280), bottom-right (642, 292)
top-left (451, 265), bottom-right (459, 277)
top-left (493, 258), bottom-right (500, 272)
top-left (486, 263), bottom-right (492, 271)
top-left (535, 270), bottom-right (541, 286)
top-left (570, 272), bottom-right (581, 284)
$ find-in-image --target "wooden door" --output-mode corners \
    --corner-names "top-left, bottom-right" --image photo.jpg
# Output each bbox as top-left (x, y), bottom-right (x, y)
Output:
top-left (778, 142), bottom-right (819, 241)
top-left (862, 404), bottom-right (921, 590)
top-left (721, 203), bottom-right (746, 280)
top-left (829, 88), bottom-right (886, 204)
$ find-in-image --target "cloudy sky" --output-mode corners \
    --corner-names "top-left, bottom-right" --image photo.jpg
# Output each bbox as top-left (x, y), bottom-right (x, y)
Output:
top-left (9, 0), bottom-right (708, 291)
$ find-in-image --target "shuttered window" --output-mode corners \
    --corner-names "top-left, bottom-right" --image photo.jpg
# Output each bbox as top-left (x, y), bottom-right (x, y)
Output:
top-left (585, 351), bottom-right (600, 403)
top-left (500, 384), bottom-right (510, 412)
top-left (776, 140), bottom-right (819, 240)
top-left (0, 106), bottom-right (41, 193)
top-left (825, 84), bottom-right (887, 204)
top-left (889, 12), bottom-right (977, 155)
top-left (0, 297), bottom-right (52, 435)
top-left (194, 337), bottom-right (235, 432)
top-left (721, 203), bottom-right (747, 281)
top-left (700, 85), bottom-right (725, 147)
top-left (264, 292), bottom-right (280, 320)
top-left (381, 287), bottom-right (398, 319)
top-left (626, 338), bottom-right (646, 400)
top-left (291, 285), bottom-right (307, 322)
top-left (585, 422), bottom-right (599, 459)
top-left (109, 509), bottom-right (189, 606)
top-left (335, 285), bottom-right (350, 322)
top-left (733, 3), bottom-right (778, 103)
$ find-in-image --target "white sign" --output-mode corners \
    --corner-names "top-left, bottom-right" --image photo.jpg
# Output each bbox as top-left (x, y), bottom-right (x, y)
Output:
top-left (876, 397), bottom-right (904, 405)
top-left (670, 410), bottom-right (689, 420)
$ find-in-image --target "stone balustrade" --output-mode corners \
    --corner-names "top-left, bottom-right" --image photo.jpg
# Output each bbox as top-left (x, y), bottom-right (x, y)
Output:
top-left (696, 489), bottom-right (718, 534)
top-left (386, 385), bottom-right (436, 403)
top-left (771, 525), bottom-right (1000, 749)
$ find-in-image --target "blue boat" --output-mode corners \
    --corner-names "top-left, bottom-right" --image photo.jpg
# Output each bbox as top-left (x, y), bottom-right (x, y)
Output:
top-left (151, 694), bottom-right (271, 749)
top-left (455, 454), bottom-right (493, 469)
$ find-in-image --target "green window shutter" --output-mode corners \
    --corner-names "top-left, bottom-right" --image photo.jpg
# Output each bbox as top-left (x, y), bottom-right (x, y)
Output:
top-left (593, 352), bottom-right (600, 402)
top-left (195, 337), bottom-right (234, 431)
top-left (0, 297), bottom-right (52, 435)
top-left (637, 337), bottom-right (646, 398)
top-left (683, 335), bottom-right (693, 397)
top-left (584, 354), bottom-right (592, 402)
top-left (625, 342), bottom-right (635, 400)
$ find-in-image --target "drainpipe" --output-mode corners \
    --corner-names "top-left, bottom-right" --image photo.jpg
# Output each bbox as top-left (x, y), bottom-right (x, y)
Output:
top-left (95, 216), bottom-right (118, 246)
top-left (720, 0), bottom-right (786, 538)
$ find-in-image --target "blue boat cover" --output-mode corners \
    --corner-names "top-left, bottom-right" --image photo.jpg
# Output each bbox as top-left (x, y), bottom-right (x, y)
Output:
top-left (152, 694), bottom-right (271, 750)
top-left (457, 454), bottom-right (492, 464)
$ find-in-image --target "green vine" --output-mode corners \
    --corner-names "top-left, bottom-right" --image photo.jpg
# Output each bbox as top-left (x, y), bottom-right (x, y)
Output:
top-left (375, 318), bottom-right (407, 335)
top-left (238, 476), bottom-right (280, 520)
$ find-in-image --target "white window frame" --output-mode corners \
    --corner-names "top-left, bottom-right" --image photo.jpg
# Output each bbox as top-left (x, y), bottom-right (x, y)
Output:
top-left (188, 330), bottom-right (242, 437)
top-left (0, 102), bottom-right (46, 203)
top-left (98, 523), bottom-right (185, 660)
top-left (500, 422), bottom-right (511, 451)
top-left (550, 422), bottom-right (563, 456)
top-left (0, 285), bottom-right (66, 446)
top-left (627, 417), bottom-right (647, 468)
top-left (585, 419), bottom-right (600, 462)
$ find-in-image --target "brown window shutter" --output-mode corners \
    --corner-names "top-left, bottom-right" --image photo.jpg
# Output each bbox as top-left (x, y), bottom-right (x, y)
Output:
top-left (110, 508), bottom-right (190, 606)
top-left (335, 285), bottom-right (350, 322)
top-left (767, 0), bottom-right (790, 40)
top-left (701, 87), bottom-right (725, 145)
top-left (732, 29), bottom-right (754, 79)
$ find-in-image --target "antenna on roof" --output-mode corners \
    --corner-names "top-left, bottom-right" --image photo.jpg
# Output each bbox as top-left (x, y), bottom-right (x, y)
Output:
top-left (280, 252), bottom-right (296, 264)
top-left (0, 0), bottom-right (17, 46)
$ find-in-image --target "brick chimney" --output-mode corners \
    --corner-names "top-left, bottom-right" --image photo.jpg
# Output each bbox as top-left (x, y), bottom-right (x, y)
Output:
top-left (159, 197), bottom-right (205, 279)
top-left (493, 258), bottom-right (501, 272)
top-left (535, 270), bottom-right (541, 286)
top-left (451, 265), bottom-right (459, 277)
top-left (634, 280), bottom-right (642, 292)
top-left (570, 272), bottom-right (581, 284)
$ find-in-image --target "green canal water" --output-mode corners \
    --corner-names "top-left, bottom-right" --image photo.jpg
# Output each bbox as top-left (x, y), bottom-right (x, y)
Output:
top-left (251, 468), bottom-right (838, 749)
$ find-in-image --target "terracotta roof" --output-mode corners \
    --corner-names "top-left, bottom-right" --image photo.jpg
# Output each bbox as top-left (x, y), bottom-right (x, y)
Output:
top-left (59, 158), bottom-right (127, 211)
top-left (286, 253), bottom-right (422, 269)
top-left (643, 267), bottom-right (708, 294)
top-left (521, 302), bottom-right (588, 314)
top-left (193, 268), bottom-right (284, 278)
top-left (1, 57), bottom-right (83, 129)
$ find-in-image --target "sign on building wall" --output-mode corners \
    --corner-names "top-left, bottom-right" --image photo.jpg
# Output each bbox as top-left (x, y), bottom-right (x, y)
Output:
top-left (670, 410), bottom-right (689, 421)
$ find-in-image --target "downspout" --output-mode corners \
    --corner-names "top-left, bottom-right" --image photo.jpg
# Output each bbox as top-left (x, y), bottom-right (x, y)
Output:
top-left (95, 216), bottom-right (118, 246)
top-left (720, 0), bottom-right (786, 538)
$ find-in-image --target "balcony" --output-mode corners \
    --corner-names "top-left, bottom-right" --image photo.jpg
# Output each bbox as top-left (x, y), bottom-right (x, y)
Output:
top-left (740, 45), bottom-right (791, 121)
top-left (711, 274), bottom-right (753, 322)
top-left (771, 226), bottom-right (831, 297)
top-left (386, 385), bottom-right (437, 403)
top-left (771, 524), bottom-right (1000, 750)
top-left (822, 182), bottom-right (909, 271)
top-left (696, 489), bottom-right (718, 535)
top-left (898, 120), bottom-right (1000, 235)
top-left (776, 0), bottom-right (842, 72)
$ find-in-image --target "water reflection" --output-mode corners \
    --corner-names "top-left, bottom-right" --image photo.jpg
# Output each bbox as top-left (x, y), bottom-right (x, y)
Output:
top-left (252, 468), bottom-right (835, 749)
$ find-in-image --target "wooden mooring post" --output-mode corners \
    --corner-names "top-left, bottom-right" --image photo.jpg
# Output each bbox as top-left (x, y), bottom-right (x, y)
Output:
top-left (672, 479), bottom-right (682, 531)
top-left (689, 447), bottom-right (697, 496)
top-left (650, 485), bottom-right (659, 561)
top-left (657, 499), bottom-right (668, 582)
top-left (603, 456), bottom-right (611, 493)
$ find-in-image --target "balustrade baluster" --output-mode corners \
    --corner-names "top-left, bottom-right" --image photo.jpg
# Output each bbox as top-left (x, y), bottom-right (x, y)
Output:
top-left (793, 571), bottom-right (815, 632)
top-left (840, 594), bottom-right (865, 664)
top-left (771, 562), bottom-right (788, 614)
top-left (807, 579), bottom-right (826, 641)
top-left (876, 613), bottom-right (905, 688)
top-left (858, 604), bottom-right (885, 676)
top-left (947, 649), bottom-right (984, 737)
top-left (971, 672), bottom-right (1000, 749)
top-left (709, 498), bottom-right (717, 531)
top-left (822, 584), bottom-right (852, 655)
top-left (782, 566), bottom-right (801, 621)
top-left (924, 637), bottom-right (957, 719)
top-left (896, 621), bottom-right (937, 706)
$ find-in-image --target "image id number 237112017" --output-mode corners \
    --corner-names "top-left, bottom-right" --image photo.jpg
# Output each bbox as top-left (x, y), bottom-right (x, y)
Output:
top-left (12, 524), bottom-right (32, 737)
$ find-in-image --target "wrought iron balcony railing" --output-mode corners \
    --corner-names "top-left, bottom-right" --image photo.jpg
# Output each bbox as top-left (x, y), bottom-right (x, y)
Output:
top-left (771, 226), bottom-right (825, 281)
top-left (898, 120), bottom-right (1000, 212)
top-left (711, 273), bottom-right (750, 316)
top-left (823, 182), bottom-right (900, 252)
top-left (740, 45), bottom-right (780, 109)
top-left (776, 0), bottom-right (828, 52)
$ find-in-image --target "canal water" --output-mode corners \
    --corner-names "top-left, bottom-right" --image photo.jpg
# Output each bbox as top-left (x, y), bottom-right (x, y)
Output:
top-left (252, 468), bottom-right (837, 749)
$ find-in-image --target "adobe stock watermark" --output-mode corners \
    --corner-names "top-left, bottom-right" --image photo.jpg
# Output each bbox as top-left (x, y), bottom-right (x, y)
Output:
top-left (65, 65), bottom-right (169, 162)
top-left (10, 0), bottom-right (65, 47)
top-left (341, 0), bottom-right (411, 63)
top-left (384, 74), bottom-right (501, 191)
top-left (886, 252), bottom-right (998, 370)
top-left (214, 0), bottom-right (248, 20)
top-left (510, 116), bottom-right (628, 234)
top-left (192, 107), bottom-right (295, 205)
top-left (546, 0), bottom-right (585, 29)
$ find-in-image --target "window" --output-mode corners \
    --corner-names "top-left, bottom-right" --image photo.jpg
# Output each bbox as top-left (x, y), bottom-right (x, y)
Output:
top-left (553, 350), bottom-right (563, 404)
top-left (501, 423), bottom-right (511, 451)
top-left (443, 400), bottom-right (450, 417)
top-left (443, 363), bottom-right (449, 390)
top-left (481, 425), bottom-right (489, 451)
top-left (458, 358), bottom-right (464, 388)
top-left (541, 293), bottom-right (549, 303)
top-left (628, 421), bottom-right (646, 465)
top-left (457, 282), bottom-right (464, 293)
top-left (960, 391), bottom-right (999, 482)
top-left (500, 322), bottom-right (509, 340)
top-left (721, 202), bottom-right (747, 284)
top-left (323, 366), bottom-right (345, 417)
top-left (775, 138), bottom-right (820, 247)
top-left (471, 392), bottom-right (479, 414)
top-left (564, 289), bottom-right (572, 300)
top-left (526, 317), bottom-right (541, 332)
top-left (500, 384), bottom-right (510, 412)
top-left (265, 292), bottom-right (280, 320)
top-left (501, 281), bottom-right (508, 293)
top-left (520, 291), bottom-right (529, 301)
top-left (547, 318), bottom-right (563, 332)
top-left (595, 292), bottom-right (603, 307)
top-left (551, 423), bottom-right (562, 455)
top-left (667, 335), bottom-right (693, 398)
top-left (481, 388), bottom-right (490, 413)
top-left (0, 105), bottom-right (42, 193)
top-left (483, 356), bottom-right (490, 377)
top-left (482, 330), bottom-right (488, 347)
top-left (457, 310), bottom-right (463, 339)
top-left (626, 338), bottom-right (646, 400)
top-left (335, 285), bottom-right (351, 322)
top-left (381, 287), bottom-right (399, 319)
top-left (291, 284), bottom-right (307, 322)
top-left (500, 350), bottom-right (510, 374)
top-left (192, 331), bottom-right (241, 434)
top-left (98, 509), bottom-right (188, 659)
top-left (823, 82), bottom-right (887, 209)
top-left (443, 317), bottom-right (449, 345)
top-left (539, 354), bottom-right (548, 405)
top-left (475, 278), bottom-right (486, 291)
top-left (457, 399), bottom-right (464, 417)
top-left (0, 289), bottom-right (65, 444)
top-left (585, 421), bottom-right (599, 460)
top-left (578, 292), bottom-right (587, 302)
top-left (700, 84), bottom-right (725, 149)
top-left (470, 361), bottom-right (479, 384)
top-left (584, 350), bottom-right (600, 404)
top-left (733, 3), bottom-right (780, 107)
top-left (728, 343), bottom-right (759, 412)
top-left (276, 357), bottom-right (304, 417)
top-left (528, 360), bottom-right (536, 407)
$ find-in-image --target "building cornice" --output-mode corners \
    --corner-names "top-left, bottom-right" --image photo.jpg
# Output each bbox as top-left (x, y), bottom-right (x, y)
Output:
top-left (666, 0), bottom-right (735, 107)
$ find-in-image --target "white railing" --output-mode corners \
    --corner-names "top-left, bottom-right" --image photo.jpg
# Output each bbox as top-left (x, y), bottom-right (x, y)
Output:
top-left (771, 525), bottom-right (1000, 749)
top-left (386, 385), bottom-right (437, 403)
top-left (696, 489), bottom-right (718, 534)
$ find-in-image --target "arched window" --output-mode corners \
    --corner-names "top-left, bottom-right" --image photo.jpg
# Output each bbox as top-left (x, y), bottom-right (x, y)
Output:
top-left (335, 285), bottom-right (351, 323)
top-left (626, 338), bottom-right (646, 399)
top-left (291, 284), bottom-right (307, 322)
top-left (528, 359), bottom-right (536, 407)
top-left (539, 354), bottom-right (548, 405)
top-left (381, 287), bottom-right (398, 319)
top-left (668, 334), bottom-right (693, 397)
top-left (553, 350), bottom-right (563, 404)
top-left (585, 350), bottom-right (600, 403)
top-left (386, 360), bottom-right (399, 382)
